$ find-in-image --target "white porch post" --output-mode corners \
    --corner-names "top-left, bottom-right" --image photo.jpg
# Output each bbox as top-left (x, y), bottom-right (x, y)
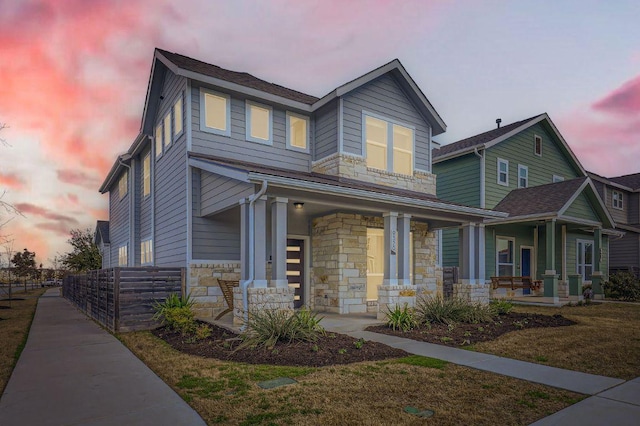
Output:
top-left (253, 196), bottom-right (268, 287)
top-left (477, 223), bottom-right (486, 284)
top-left (239, 198), bottom-right (249, 281)
top-left (270, 197), bottom-right (288, 288)
top-left (383, 212), bottom-right (398, 286)
top-left (398, 214), bottom-right (411, 285)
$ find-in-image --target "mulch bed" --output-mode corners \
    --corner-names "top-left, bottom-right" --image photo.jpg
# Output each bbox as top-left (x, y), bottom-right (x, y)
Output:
top-left (152, 323), bottom-right (408, 367)
top-left (366, 312), bottom-right (576, 347)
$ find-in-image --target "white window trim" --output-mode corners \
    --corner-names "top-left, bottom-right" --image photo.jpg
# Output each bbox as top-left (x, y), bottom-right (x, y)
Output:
top-left (552, 175), bottom-right (564, 183)
top-left (163, 112), bottom-right (172, 150)
top-left (142, 152), bottom-right (151, 198)
top-left (118, 244), bottom-right (128, 267)
top-left (497, 158), bottom-right (509, 186)
top-left (496, 236), bottom-right (515, 276)
top-left (518, 164), bottom-right (528, 188)
top-left (285, 111), bottom-right (310, 153)
top-left (118, 171), bottom-right (128, 200)
top-left (140, 238), bottom-right (153, 266)
top-left (361, 111), bottom-right (416, 176)
top-left (173, 94), bottom-right (184, 139)
top-left (245, 100), bottom-right (273, 145)
top-left (534, 134), bottom-right (543, 157)
top-left (612, 190), bottom-right (624, 210)
top-left (199, 88), bottom-right (231, 136)
top-left (155, 122), bottom-right (163, 159)
top-left (576, 239), bottom-right (594, 281)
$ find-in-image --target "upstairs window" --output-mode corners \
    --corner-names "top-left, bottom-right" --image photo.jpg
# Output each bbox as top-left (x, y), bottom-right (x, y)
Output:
top-left (497, 158), bottom-right (509, 186)
top-left (246, 101), bottom-right (272, 144)
top-left (286, 112), bottom-right (309, 152)
top-left (613, 190), bottom-right (624, 209)
top-left (364, 114), bottom-right (414, 175)
top-left (140, 239), bottom-right (153, 265)
top-left (118, 170), bottom-right (128, 199)
top-left (200, 88), bottom-right (230, 135)
top-left (534, 135), bottom-right (542, 156)
top-left (163, 113), bottom-right (172, 149)
top-left (553, 175), bottom-right (565, 183)
top-left (155, 123), bottom-right (163, 158)
top-left (142, 153), bottom-right (150, 197)
top-left (518, 164), bottom-right (528, 188)
top-left (173, 97), bottom-right (183, 136)
top-left (118, 245), bottom-right (128, 267)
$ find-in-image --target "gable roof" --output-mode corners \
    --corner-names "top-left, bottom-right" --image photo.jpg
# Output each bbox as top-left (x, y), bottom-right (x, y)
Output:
top-left (491, 177), bottom-right (613, 228)
top-left (432, 113), bottom-right (586, 177)
top-left (609, 173), bottom-right (640, 190)
top-left (94, 220), bottom-right (110, 245)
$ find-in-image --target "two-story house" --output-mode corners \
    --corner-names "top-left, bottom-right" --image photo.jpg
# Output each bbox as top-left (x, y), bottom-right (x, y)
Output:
top-left (589, 172), bottom-right (640, 277)
top-left (433, 114), bottom-right (618, 302)
top-left (98, 49), bottom-right (505, 323)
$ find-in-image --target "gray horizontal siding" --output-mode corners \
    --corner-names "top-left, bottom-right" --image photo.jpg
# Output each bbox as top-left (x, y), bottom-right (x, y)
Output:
top-left (154, 70), bottom-right (187, 266)
top-left (200, 171), bottom-right (255, 216)
top-left (630, 193), bottom-right (639, 225)
top-left (139, 147), bottom-right (152, 264)
top-left (191, 83), bottom-right (312, 172)
top-left (313, 100), bottom-right (338, 161)
top-left (604, 187), bottom-right (628, 225)
top-left (341, 74), bottom-right (432, 171)
top-left (610, 231), bottom-right (640, 269)
top-left (108, 179), bottom-right (128, 267)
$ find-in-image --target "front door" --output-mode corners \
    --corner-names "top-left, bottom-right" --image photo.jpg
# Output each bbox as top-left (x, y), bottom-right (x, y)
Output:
top-left (521, 247), bottom-right (532, 295)
top-left (286, 239), bottom-right (305, 308)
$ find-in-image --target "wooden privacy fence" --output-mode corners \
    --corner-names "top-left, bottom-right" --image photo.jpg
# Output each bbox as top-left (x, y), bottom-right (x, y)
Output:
top-left (63, 267), bottom-right (185, 332)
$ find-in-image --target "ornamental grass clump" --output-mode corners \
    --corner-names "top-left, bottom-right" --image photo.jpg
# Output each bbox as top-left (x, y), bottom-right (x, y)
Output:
top-left (152, 293), bottom-right (197, 335)
top-left (415, 295), bottom-right (496, 325)
top-left (385, 303), bottom-right (417, 331)
top-left (239, 307), bottom-right (325, 350)
top-left (490, 299), bottom-right (514, 315)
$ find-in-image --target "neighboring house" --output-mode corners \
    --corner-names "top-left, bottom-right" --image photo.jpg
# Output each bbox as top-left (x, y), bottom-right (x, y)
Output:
top-left (94, 220), bottom-right (110, 269)
top-left (98, 48), bottom-right (504, 322)
top-left (433, 114), bottom-right (618, 301)
top-left (589, 172), bottom-right (640, 277)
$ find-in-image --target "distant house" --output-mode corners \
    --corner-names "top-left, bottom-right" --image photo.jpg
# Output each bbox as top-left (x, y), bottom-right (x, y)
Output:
top-left (433, 114), bottom-right (619, 301)
top-left (94, 220), bottom-right (110, 269)
top-left (589, 172), bottom-right (640, 277)
top-left (98, 48), bottom-right (503, 322)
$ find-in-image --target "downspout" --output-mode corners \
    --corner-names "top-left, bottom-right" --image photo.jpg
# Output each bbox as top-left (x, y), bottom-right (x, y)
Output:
top-left (118, 156), bottom-right (134, 266)
top-left (149, 136), bottom-right (155, 265)
top-left (474, 147), bottom-right (485, 208)
top-left (241, 180), bottom-right (268, 329)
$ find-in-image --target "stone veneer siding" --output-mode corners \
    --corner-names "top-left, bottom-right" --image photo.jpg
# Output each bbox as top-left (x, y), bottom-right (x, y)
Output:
top-left (311, 213), bottom-right (442, 314)
top-left (312, 153), bottom-right (436, 194)
top-left (232, 287), bottom-right (295, 326)
top-left (189, 263), bottom-right (241, 318)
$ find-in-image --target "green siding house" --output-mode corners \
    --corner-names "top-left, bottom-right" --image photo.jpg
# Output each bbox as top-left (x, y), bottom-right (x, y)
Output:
top-left (433, 114), bottom-right (619, 301)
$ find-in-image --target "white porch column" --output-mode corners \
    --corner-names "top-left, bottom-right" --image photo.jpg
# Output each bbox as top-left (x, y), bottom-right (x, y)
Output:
top-left (383, 212), bottom-right (398, 286)
top-left (270, 197), bottom-right (288, 288)
top-left (253, 196), bottom-right (268, 287)
top-left (398, 214), bottom-right (411, 285)
top-left (239, 198), bottom-right (249, 281)
top-left (477, 223), bottom-right (486, 283)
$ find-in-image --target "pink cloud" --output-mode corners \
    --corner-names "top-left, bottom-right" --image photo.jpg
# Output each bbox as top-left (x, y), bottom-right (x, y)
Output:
top-left (0, 172), bottom-right (25, 190)
top-left (592, 75), bottom-right (640, 116)
top-left (57, 169), bottom-right (102, 191)
top-left (14, 202), bottom-right (79, 227)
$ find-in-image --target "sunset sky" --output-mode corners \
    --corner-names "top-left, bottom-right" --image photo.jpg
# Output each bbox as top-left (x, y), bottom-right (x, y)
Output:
top-left (1, 0), bottom-right (639, 265)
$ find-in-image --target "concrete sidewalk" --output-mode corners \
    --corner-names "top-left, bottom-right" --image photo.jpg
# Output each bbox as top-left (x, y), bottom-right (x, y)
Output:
top-left (0, 288), bottom-right (206, 426)
top-left (322, 313), bottom-right (640, 426)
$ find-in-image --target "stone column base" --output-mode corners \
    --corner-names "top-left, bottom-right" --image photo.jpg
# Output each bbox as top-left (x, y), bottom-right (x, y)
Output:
top-left (377, 285), bottom-right (416, 320)
top-left (233, 286), bottom-right (295, 326)
top-left (454, 280), bottom-right (490, 304)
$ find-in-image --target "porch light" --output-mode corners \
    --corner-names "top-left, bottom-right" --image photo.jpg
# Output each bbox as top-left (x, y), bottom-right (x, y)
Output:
top-left (294, 202), bottom-right (304, 210)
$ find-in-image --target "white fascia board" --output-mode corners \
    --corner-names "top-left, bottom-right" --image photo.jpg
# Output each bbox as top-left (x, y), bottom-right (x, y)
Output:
top-left (484, 213), bottom-right (557, 226)
top-left (140, 53), bottom-right (160, 135)
top-left (156, 53), bottom-right (313, 113)
top-left (556, 215), bottom-right (602, 227)
top-left (558, 179), bottom-right (590, 216)
top-left (247, 172), bottom-right (506, 220)
top-left (602, 229), bottom-right (625, 237)
top-left (188, 158), bottom-right (251, 183)
top-left (558, 178), bottom-right (615, 228)
top-left (587, 172), bottom-right (635, 192)
top-left (543, 115), bottom-right (587, 176)
top-left (432, 146), bottom-right (484, 163)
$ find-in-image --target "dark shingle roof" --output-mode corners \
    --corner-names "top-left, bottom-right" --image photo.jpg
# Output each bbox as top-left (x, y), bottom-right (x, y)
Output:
top-left (433, 114), bottom-right (544, 158)
top-left (609, 173), bottom-right (640, 190)
top-left (493, 177), bottom-right (587, 216)
top-left (157, 49), bottom-right (319, 105)
top-left (96, 220), bottom-right (110, 244)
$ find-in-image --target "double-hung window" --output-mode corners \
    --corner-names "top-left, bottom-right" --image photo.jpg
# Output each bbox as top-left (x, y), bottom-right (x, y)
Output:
top-left (518, 164), bottom-right (528, 188)
top-left (140, 239), bottom-right (153, 265)
top-left (497, 158), bottom-right (509, 186)
top-left (496, 237), bottom-right (515, 276)
top-left (364, 114), bottom-right (414, 175)
top-left (246, 101), bottom-right (272, 144)
top-left (534, 135), bottom-right (542, 156)
top-left (118, 171), bottom-right (128, 199)
top-left (118, 245), bottom-right (128, 267)
top-left (155, 122), bottom-right (163, 158)
top-left (200, 88), bottom-right (230, 135)
top-left (286, 112), bottom-right (309, 152)
top-left (142, 153), bottom-right (150, 197)
top-left (163, 114), bottom-right (172, 149)
top-left (173, 97), bottom-right (183, 136)
top-left (577, 240), bottom-right (594, 281)
top-left (612, 191), bottom-right (623, 210)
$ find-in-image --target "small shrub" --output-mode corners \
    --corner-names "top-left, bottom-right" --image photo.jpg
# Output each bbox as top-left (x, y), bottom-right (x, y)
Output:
top-left (604, 272), bottom-right (640, 302)
top-left (490, 299), bottom-right (514, 315)
top-left (415, 295), bottom-right (496, 325)
top-left (385, 303), bottom-right (417, 331)
top-left (153, 293), bottom-right (197, 335)
top-left (239, 307), bottom-right (325, 349)
top-left (194, 323), bottom-right (212, 340)
top-left (338, 348), bottom-right (347, 354)
top-left (354, 338), bottom-right (365, 349)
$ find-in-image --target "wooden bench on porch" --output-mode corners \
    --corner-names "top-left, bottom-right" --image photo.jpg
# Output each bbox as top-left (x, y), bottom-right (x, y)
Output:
top-left (490, 276), bottom-right (542, 291)
top-left (215, 279), bottom-right (240, 320)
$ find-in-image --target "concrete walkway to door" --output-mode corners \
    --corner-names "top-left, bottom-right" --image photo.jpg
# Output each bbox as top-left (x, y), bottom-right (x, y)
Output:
top-left (321, 312), bottom-right (640, 426)
top-left (0, 288), bottom-right (206, 426)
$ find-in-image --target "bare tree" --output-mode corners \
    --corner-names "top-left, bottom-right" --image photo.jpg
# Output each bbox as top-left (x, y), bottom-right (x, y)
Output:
top-left (0, 123), bottom-right (22, 243)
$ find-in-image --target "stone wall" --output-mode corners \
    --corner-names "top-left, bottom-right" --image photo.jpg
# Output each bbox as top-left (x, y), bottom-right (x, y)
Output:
top-left (454, 280), bottom-right (490, 304)
top-left (189, 263), bottom-right (240, 318)
top-left (232, 287), bottom-right (295, 326)
top-left (312, 153), bottom-right (436, 194)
